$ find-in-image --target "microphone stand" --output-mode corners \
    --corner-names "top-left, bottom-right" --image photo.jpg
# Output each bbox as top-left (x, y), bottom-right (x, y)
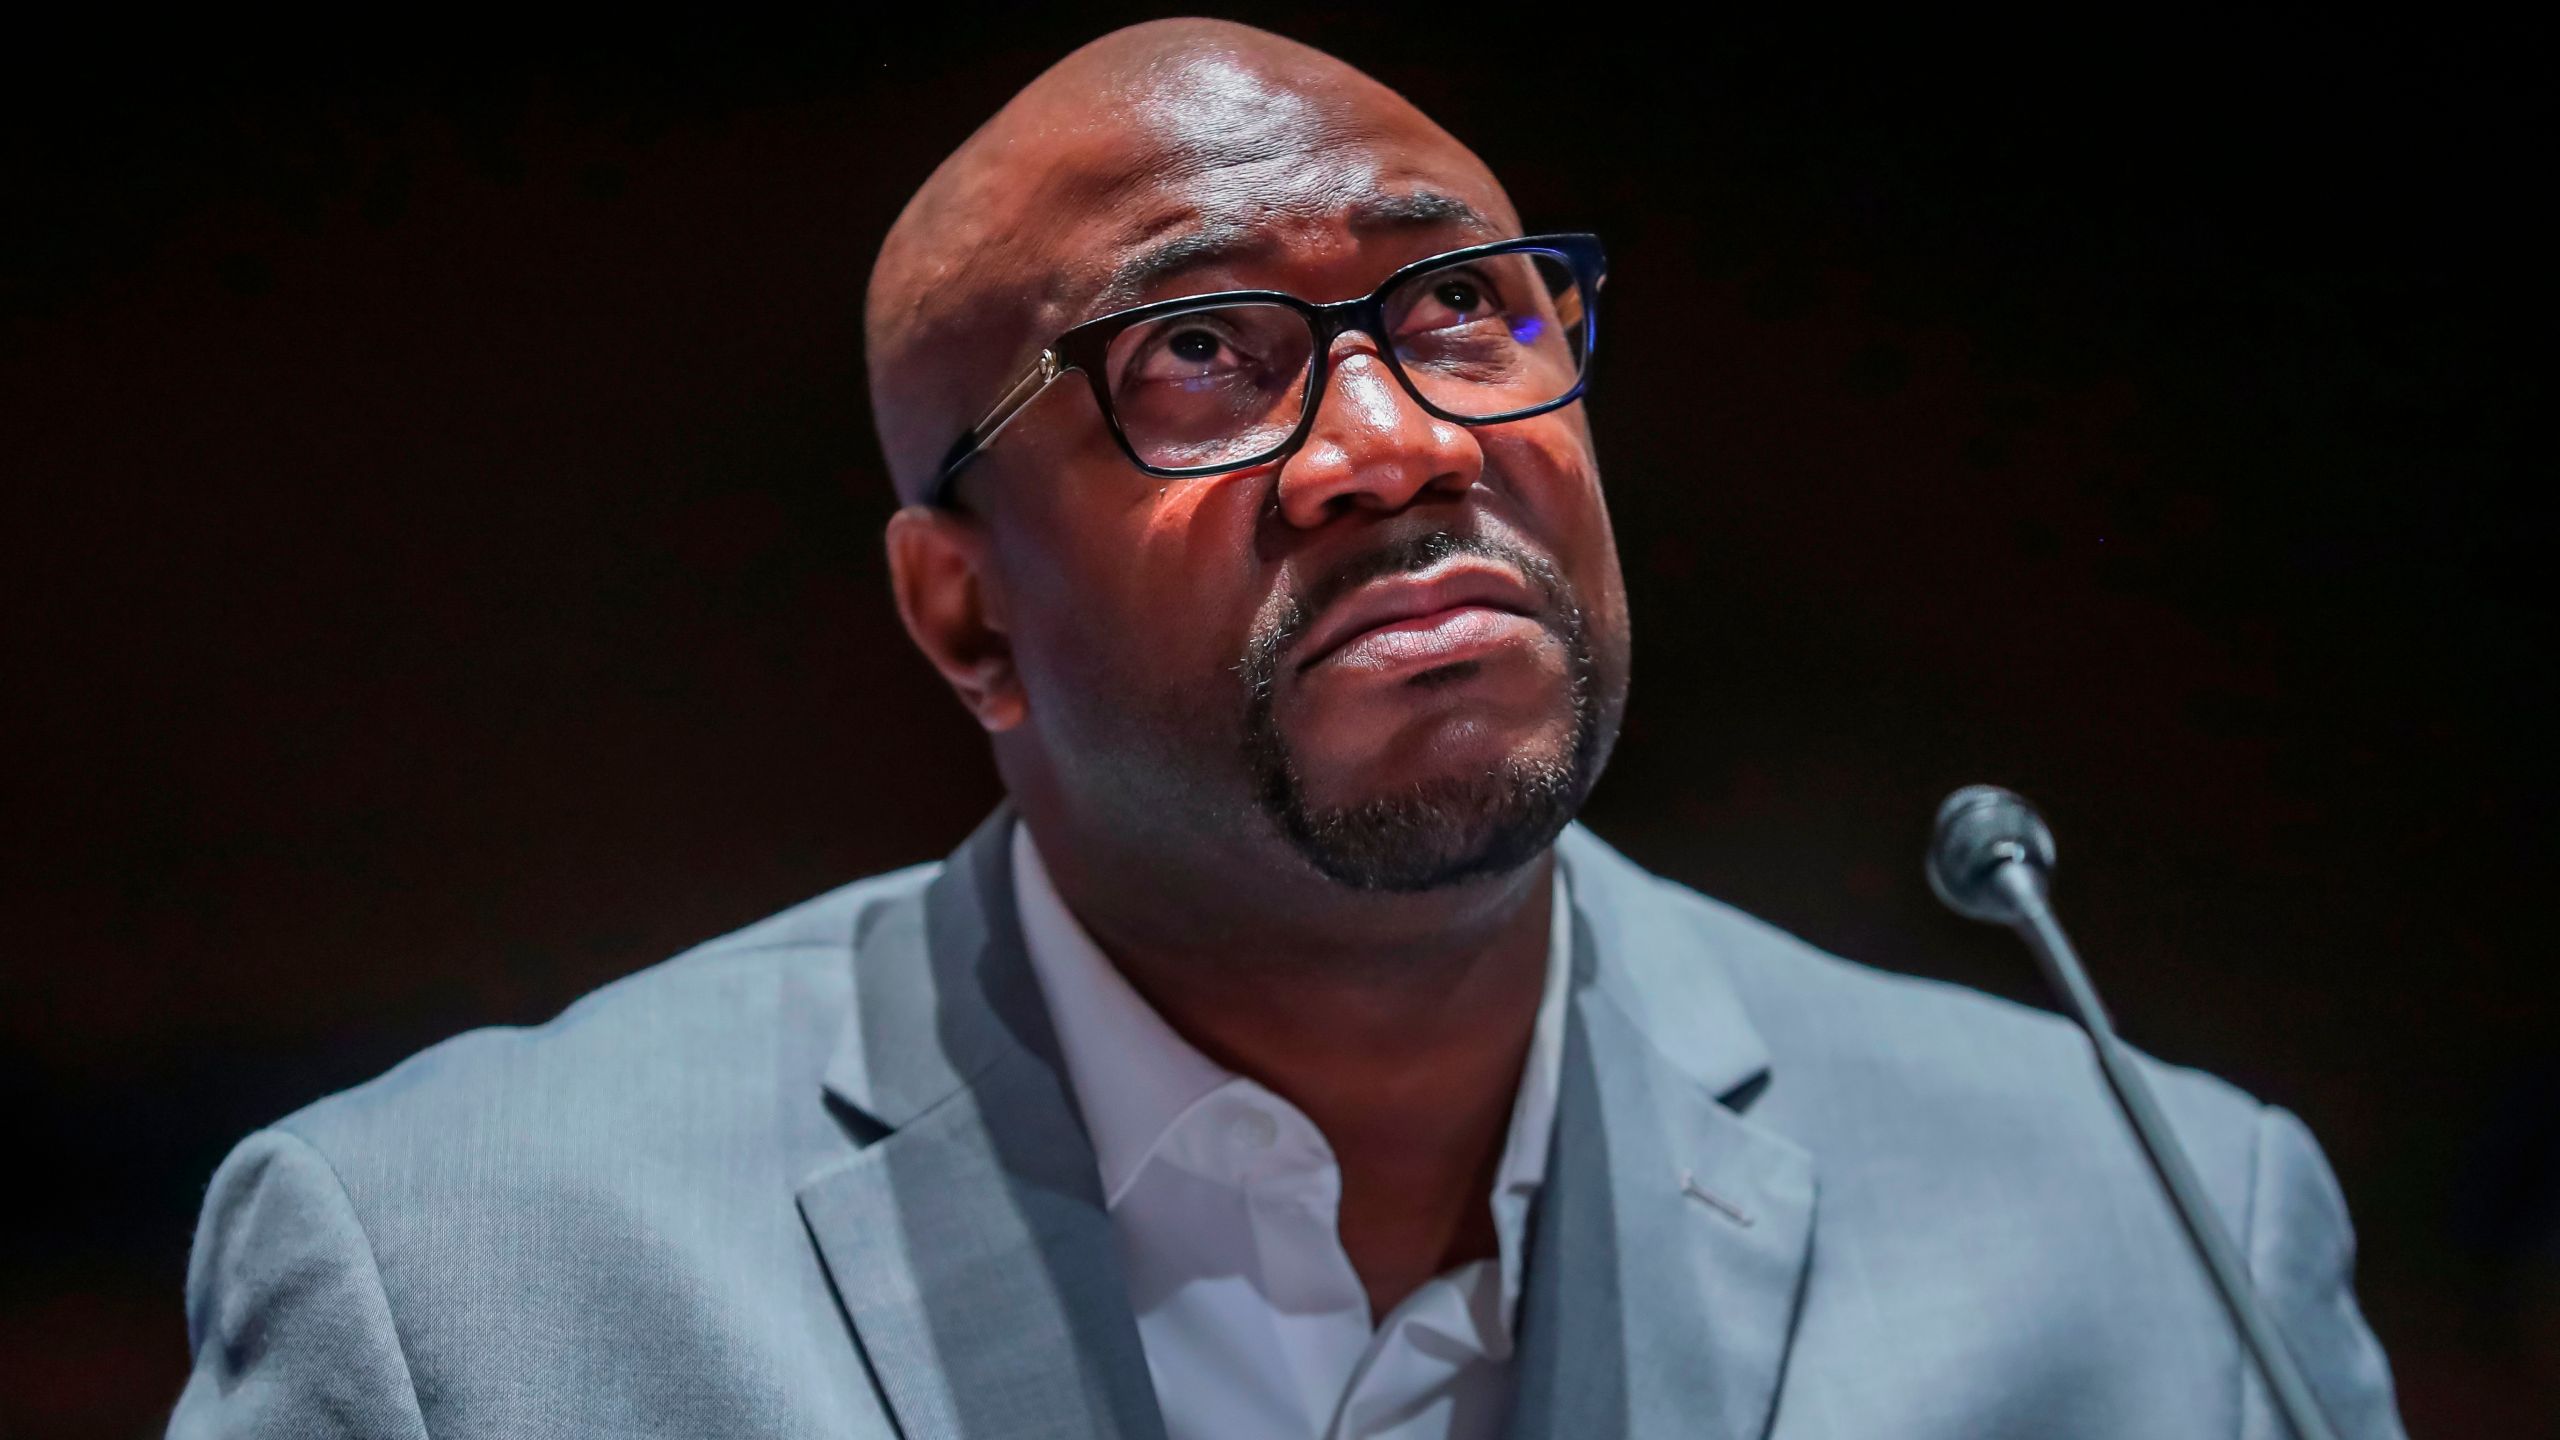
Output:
top-left (1989, 860), bottom-right (2343, 1440)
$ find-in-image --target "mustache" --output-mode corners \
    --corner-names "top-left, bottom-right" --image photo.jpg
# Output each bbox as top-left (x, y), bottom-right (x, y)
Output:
top-left (1242, 529), bottom-right (1572, 680)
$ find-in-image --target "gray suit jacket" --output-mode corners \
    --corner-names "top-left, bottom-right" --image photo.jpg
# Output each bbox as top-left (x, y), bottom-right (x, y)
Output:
top-left (169, 815), bottom-right (2405, 1438)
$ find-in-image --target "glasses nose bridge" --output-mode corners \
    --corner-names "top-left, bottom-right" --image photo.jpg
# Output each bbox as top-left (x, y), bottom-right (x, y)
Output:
top-left (1300, 291), bottom-right (1414, 432)
top-left (1305, 291), bottom-right (1391, 362)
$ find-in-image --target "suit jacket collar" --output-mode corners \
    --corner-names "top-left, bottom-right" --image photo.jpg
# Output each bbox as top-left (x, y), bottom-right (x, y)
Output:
top-left (801, 807), bottom-right (1169, 1440)
top-left (1507, 828), bottom-right (1818, 1440)
top-left (816, 806), bottom-right (1053, 1132)
top-left (1553, 825), bottom-right (1775, 1108)
top-left (800, 813), bottom-right (1815, 1440)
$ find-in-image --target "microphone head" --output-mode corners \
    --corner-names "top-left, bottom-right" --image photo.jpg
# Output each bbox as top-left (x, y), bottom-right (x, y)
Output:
top-left (1928, 785), bottom-right (2058, 923)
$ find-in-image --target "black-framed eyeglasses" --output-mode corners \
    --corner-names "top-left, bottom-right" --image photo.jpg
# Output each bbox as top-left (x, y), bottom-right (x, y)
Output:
top-left (926, 232), bottom-right (1606, 508)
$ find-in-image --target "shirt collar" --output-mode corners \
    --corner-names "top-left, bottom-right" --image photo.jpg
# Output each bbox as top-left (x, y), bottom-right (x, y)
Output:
top-left (1489, 854), bottom-right (1574, 1331)
top-left (1010, 824), bottom-right (1574, 1296)
top-left (1011, 823), bottom-right (1235, 1207)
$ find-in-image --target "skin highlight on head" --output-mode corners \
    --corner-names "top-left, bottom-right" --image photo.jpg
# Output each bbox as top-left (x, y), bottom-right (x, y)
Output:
top-left (869, 20), bottom-right (1631, 1319)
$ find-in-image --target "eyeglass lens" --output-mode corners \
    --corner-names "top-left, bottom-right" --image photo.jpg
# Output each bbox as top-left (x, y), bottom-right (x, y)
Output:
top-left (1099, 248), bottom-right (1590, 473)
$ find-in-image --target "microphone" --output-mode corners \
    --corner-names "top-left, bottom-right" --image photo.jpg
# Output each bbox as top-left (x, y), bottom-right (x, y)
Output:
top-left (1928, 786), bottom-right (2342, 1440)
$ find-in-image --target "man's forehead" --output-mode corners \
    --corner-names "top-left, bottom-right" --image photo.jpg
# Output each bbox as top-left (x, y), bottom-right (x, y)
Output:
top-left (1030, 119), bottom-right (1516, 323)
top-left (982, 35), bottom-right (1505, 292)
top-left (1078, 182), bottom-right (1510, 311)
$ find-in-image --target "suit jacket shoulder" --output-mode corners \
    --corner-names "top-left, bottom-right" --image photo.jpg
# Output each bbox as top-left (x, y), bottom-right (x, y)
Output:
top-left (1563, 824), bottom-right (2263, 1177)
top-left (209, 862), bottom-right (945, 1439)
top-left (283, 861), bottom-right (930, 1159)
top-left (1551, 826), bottom-right (2403, 1439)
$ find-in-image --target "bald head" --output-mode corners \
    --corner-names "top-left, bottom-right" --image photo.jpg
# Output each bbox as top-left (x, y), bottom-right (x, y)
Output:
top-left (863, 19), bottom-right (1517, 503)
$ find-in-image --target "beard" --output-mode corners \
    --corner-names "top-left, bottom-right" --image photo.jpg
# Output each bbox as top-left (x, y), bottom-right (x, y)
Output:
top-left (1236, 529), bottom-right (1617, 893)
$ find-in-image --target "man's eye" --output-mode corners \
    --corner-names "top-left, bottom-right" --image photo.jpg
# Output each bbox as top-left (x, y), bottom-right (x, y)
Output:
top-left (1431, 279), bottom-right (1488, 315)
top-left (1399, 268), bottom-right (1506, 335)
top-left (1137, 326), bottom-right (1243, 382)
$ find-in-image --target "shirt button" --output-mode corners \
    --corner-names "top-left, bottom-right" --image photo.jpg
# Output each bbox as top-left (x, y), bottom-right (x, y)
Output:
top-left (1229, 1106), bottom-right (1280, 1152)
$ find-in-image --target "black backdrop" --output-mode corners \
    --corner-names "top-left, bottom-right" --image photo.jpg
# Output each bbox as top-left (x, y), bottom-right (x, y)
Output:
top-left (4, 8), bottom-right (2551, 1434)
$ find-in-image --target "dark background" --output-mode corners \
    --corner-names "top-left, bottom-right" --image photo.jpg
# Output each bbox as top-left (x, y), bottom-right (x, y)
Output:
top-left (4, 7), bottom-right (2551, 1435)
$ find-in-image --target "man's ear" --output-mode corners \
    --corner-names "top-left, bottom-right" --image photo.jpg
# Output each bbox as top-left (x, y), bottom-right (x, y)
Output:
top-left (885, 506), bottom-right (1028, 733)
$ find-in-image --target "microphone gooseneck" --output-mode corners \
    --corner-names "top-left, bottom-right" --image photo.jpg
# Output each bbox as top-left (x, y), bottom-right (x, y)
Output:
top-left (1928, 786), bottom-right (2343, 1440)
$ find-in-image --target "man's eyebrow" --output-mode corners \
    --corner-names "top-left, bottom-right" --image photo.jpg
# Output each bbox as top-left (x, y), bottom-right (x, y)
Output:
top-left (1351, 190), bottom-right (1495, 235)
top-left (1093, 190), bottom-right (1502, 309)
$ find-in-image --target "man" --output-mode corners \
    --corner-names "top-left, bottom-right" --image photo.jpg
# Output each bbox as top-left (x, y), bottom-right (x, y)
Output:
top-left (168, 19), bottom-right (2404, 1440)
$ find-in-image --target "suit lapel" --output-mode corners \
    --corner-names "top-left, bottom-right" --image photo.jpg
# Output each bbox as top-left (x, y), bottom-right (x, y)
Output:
top-left (797, 811), bottom-right (1167, 1440)
top-left (1508, 832), bottom-right (1819, 1440)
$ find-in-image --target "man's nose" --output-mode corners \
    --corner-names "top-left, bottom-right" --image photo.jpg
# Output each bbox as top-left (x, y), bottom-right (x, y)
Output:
top-left (1272, 334), bottom-right (1483, 529)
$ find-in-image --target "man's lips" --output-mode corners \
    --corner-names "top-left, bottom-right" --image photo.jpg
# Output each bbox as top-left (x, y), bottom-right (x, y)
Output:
top-left (1293, 559), bottom-right (1546, 673)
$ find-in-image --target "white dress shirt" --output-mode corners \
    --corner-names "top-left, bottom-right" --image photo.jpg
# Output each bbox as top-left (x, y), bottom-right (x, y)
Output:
top-left (1011, 826), bottom-right (1572, 1440)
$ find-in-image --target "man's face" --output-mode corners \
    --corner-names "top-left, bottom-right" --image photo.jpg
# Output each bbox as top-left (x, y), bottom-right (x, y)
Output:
top-left (951, 58), bottom-right (1630, 892)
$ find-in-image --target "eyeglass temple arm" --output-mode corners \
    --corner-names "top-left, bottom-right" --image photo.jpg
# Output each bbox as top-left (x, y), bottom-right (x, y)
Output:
top-left (930, 350), bottom-right (1065, 502)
